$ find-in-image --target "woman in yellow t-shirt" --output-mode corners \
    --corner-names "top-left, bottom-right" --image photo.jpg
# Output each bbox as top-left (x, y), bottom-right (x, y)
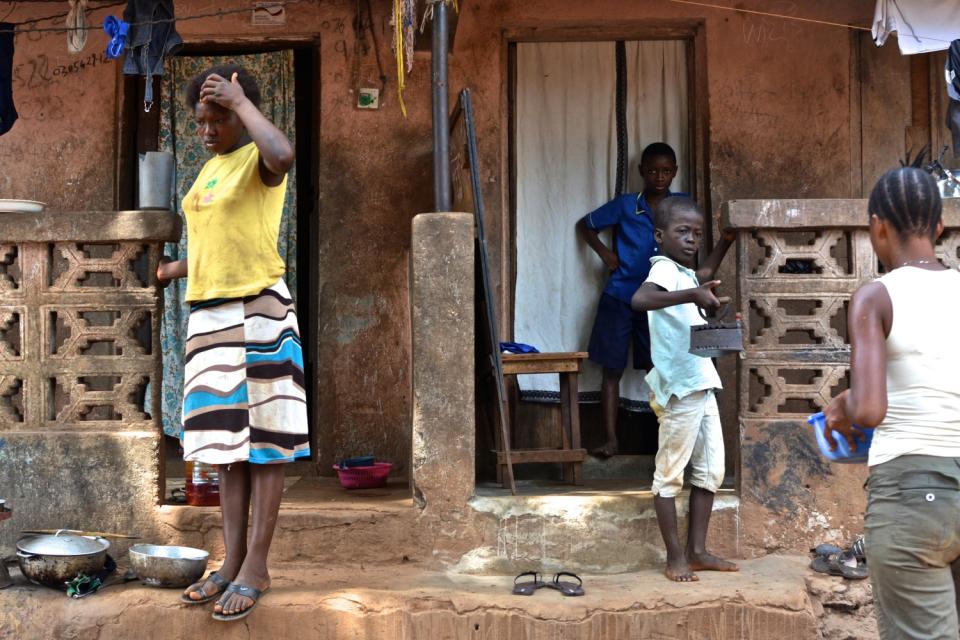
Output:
top-left (156, 64), bottom-right (308, 623)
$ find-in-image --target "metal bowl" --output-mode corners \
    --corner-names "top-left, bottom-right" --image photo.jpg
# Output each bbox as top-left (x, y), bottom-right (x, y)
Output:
top-left (128, 544), bottom-right (209, 588)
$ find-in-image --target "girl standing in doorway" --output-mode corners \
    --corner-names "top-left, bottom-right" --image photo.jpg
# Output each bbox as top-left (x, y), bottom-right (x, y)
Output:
top-left (157, 64), bottom-right (308, 622)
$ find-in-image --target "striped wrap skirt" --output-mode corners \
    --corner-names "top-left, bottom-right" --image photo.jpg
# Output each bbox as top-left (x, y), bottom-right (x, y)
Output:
top-left (181, 278), bottom-right (310, 465)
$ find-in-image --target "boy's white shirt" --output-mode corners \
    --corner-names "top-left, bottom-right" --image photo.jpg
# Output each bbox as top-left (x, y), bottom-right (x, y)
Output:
top-left (643, 256), bottom-right (722, 408)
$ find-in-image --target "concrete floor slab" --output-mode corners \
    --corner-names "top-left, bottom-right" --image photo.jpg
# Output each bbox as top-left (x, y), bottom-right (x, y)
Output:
top-left (0, 555), bottom-right (820, 639)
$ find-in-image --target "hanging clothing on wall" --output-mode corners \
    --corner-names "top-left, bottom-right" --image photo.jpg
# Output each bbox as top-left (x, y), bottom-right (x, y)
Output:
top-left (66, 0), bottom-right (90, 54)
top-left (513, 40), bottom-right (689, 410)
top-left (872, 0), bottom-right (960, 55)
top-left (947, 39), bottom-right (960, 101)
top-left (158, 51), bottom-right (298, 438)
top-left (122, 0), bottom-right (183, 108)
top-left (0, 23), bottom-right (17, 136)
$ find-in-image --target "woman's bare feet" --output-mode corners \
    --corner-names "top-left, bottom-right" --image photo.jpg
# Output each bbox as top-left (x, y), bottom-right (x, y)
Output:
top-left (183, 560), bottom-right (241, 602)
top-left (664, 553), bottom-right (699, 582)
top-left (687, 551), bottom-right (739, 572)
top-left (214, 564), bottom-right (271, 617)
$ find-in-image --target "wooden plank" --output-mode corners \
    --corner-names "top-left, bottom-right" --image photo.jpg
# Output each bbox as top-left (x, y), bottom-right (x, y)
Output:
top-left (115, 74), bottom-right (138, 210)
top-left (930, 51), bottom-right (958, 169)
top-left (563, 371), bottom-right (583, 486)
top-left (848, 31), bottom-right (863, 198)
top-left (558, 371), bottom-right (573, 483)
top-left (503, 360), bottom-right (583, 375)
top-left (502, 352), bottom-right (587, 375)
top-left (502, 352), bottom-right (588, 361)
top-left (724, 198), bottom-right (960, 230)
top-left (905, 54), bottom-right (931, 161)
top-left (453, 89), bottom-right (516, 495)
top-left (496, 449), bottom-right (587, 464)
top-left (858, 31), bottom-right (911, 192)
top-left (502, 21), bottom-right (703, 43)
top-left (691, 23), bottom-right (710, 219)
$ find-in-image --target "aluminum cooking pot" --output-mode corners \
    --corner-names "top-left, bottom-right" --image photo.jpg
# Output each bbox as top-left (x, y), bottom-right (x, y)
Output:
top-left (16, 532), bottom-right (109, 589)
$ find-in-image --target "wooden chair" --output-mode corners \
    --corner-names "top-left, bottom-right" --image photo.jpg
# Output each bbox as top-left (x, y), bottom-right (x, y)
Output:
top-left (496, 352), bottom-right (588, 486)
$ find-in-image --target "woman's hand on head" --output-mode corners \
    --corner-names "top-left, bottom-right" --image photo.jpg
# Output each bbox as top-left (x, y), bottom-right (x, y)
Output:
top-left (199, 72), bottom-right (248, 111)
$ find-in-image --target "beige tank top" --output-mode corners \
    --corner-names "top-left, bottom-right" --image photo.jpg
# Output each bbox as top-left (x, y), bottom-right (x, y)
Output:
top-left (869, 266), bottom-right (960, 466)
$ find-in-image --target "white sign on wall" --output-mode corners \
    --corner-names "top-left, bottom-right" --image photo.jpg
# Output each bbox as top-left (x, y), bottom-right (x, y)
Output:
top-left (252, 2), bottom-right (287, 26)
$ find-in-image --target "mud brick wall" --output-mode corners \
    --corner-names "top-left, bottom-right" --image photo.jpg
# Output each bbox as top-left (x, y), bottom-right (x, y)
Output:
top-left (0, 211), bottom-right (180, 554)
top-left (725, 199), bottom-right (960, 555)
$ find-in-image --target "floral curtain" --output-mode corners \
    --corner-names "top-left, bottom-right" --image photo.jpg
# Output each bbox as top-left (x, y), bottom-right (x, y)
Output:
top-left (158, 51), bottom-right (298, 438)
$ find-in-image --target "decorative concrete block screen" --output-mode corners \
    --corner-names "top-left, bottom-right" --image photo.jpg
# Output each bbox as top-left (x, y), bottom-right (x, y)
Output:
top-left (0, 211), bottom-right (180, 552)
top-left (0, 213), bottom-right (178, 428)
top-left (724, 199), bottom-right (960, 554)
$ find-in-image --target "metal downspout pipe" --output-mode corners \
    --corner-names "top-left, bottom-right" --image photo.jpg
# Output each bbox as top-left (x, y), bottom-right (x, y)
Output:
top-left (431, 0), bottom-right (451, 212)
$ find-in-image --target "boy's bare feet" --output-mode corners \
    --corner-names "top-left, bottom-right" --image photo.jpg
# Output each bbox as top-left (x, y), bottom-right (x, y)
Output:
top-left (687, 551), bottom-right (739, 572)
top-left (590, 441), bottom-right (619, 458)
top-left (665, 554), bottom-right (699, 582)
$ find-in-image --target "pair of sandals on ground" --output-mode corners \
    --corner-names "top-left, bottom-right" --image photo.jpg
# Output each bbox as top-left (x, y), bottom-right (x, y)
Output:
top-left (810, 535), bottom-right (868, 580)
top-left (180, 572), bottom-right (265, 622)
top-left (513, 571), bottom-right (585, 596)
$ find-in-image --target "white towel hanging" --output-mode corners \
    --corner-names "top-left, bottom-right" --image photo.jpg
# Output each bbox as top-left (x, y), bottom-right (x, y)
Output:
top-left (66, 0), bottom-right (89, 55)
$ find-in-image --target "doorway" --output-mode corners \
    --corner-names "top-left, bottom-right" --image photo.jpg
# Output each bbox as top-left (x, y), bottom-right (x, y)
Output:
top-left (502, 26), bottom-right (719, 488)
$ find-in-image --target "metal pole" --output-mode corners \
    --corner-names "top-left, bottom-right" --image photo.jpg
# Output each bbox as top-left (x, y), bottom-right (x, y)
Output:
top-left (432, 0), bottom-right (451, 212)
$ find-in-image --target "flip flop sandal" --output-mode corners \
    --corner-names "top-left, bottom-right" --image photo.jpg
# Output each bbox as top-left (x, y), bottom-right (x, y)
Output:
top-left (810, 553), bottom-right (868, 580)
top-left (212, 583), bottom-right (268, 622)
top-left (512, 571), bottom-right (545, 596)
top-left (850, 535), bottom-right (866, 562)
top-left (547, 572), bottom-right (585, 596)
top-left (180, 572), bottom-right (230, 605)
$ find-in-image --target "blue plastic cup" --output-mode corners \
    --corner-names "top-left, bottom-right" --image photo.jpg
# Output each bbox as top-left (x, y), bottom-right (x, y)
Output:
top-left (806, 412), bottom-right (874, 464)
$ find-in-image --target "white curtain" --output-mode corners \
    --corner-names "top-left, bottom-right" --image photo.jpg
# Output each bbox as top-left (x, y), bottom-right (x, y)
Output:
top-left (514, 40), bottom-right (689, 408)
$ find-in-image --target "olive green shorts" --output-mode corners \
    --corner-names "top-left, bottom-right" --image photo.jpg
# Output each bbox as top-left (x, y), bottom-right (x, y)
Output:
top-left (865, 455), bottom-right (960, 640)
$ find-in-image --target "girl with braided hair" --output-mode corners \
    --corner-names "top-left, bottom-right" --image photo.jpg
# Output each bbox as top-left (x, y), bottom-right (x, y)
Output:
top-left (824, 166), bottom-right (960, 639)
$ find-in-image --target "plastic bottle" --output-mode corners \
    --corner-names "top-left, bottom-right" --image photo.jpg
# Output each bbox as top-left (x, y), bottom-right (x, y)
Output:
top-left (184, 461), bottom-right (220, 506)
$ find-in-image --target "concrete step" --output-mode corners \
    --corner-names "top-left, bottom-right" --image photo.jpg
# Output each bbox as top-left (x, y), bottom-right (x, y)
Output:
top-left (153, 478), bottom-right (740, 575)
top-left (154, 477), bottom-right (423, 566)
top-left (0, 556), bottom-right (822, 640)
top-left (460, 481), bottom-right (740, 575)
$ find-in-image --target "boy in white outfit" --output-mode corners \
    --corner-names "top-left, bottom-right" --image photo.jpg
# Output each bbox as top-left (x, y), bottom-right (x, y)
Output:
top-left (631, 196), bottom-right (738, 582)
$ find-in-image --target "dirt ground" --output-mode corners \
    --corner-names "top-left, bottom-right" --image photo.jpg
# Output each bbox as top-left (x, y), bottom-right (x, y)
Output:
top-left (0, 554), bottom-right (885, 640)
top-left (807, 572), bottom-right (878, 640)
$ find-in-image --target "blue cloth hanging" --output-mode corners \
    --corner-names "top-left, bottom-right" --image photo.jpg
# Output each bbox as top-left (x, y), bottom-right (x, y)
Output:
top-left (102, 16), bottom-right (129, 60)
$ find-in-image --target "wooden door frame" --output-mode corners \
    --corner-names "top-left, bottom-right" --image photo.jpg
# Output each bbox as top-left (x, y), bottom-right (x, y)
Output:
top-left (500, 20), bottom-right (710, 337)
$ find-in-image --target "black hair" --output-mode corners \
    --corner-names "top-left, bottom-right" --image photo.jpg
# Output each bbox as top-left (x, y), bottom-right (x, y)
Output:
top-left (640, 142), bottom-right (677, 166)
top-left (654, 195), bottom-right (702, 230)
top-left (185, 64), bottom-right (261, 111)
top-left (868, 167), bottom-right (942, 238)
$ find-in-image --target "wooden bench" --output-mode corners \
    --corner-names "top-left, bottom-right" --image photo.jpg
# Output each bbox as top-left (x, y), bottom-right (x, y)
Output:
top-left (495, 352), bottom-right (588, 486)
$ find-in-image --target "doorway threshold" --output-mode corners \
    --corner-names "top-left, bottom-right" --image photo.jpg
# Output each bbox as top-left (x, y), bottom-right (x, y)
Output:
top-left (457, 483), bottom-right (739, 575)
